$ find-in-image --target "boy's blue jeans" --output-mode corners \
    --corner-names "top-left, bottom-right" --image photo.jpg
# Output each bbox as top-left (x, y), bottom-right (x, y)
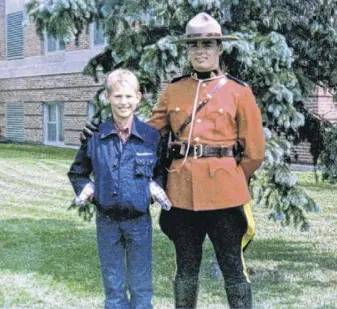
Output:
top-left (96, 211), bottom-right (153, 309)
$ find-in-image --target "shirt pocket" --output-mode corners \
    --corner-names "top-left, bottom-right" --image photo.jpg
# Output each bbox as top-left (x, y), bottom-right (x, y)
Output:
top-left (135, 153), bottom-right (156, 178)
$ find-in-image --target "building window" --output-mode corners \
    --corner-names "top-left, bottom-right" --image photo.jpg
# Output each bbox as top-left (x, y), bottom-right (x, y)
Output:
top-left (88, 102), bottom-right (97, 118)
top-left (44, 103), bottom-right (64, 144)
top-left (44, 33), bottom-right (65, 53)
top-left (6, 11), bottom-right (24, 60)
top-left (92, 21), bottom-right (107, 47)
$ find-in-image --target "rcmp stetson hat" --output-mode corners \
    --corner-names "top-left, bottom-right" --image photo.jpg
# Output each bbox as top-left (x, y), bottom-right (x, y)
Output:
top-left (172, 12), bottom-right (238, 43)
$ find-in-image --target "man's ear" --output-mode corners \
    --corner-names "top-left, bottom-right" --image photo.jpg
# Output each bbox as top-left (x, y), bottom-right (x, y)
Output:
top-left (217, 44), bottom-right (224, 57)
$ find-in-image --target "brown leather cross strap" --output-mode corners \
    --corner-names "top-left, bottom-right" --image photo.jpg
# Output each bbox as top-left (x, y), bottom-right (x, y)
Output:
top-left (175, 96), bottom-right (211, 138)
top-left (175, 78), bottom-right (227, 138)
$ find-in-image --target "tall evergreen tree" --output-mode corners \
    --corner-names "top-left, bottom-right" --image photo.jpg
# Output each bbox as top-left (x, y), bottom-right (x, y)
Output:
top-left (25, 0), bottom-right (337, 229)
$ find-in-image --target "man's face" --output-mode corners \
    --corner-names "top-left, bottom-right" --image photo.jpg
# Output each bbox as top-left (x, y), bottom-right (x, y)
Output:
top-left (187, 39), bottom-right (222, 72)
top-left (105, 83), bottom-right (141, 122)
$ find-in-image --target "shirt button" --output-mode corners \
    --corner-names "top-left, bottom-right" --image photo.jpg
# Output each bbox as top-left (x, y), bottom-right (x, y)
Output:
top-left (219, 108), bottom-right (224, 113)
top-left (202, 83), bottom-right (207, 87)
top-left (175, 107), bottom-right (180, 111)
top-left (194, 137), bottom-right (200, 142)
top-left (112, 191), bottom-right (117, 196)
top-left (196, 119), bottom-right (201, 123)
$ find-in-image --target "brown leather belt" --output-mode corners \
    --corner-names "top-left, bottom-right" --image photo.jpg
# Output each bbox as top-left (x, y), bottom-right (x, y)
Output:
top-left (169, 143), bottom-right (234, 159)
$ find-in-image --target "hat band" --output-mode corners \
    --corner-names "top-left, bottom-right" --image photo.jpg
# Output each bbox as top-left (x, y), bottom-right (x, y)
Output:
top-left (185, 33), bottom-right (222, 39)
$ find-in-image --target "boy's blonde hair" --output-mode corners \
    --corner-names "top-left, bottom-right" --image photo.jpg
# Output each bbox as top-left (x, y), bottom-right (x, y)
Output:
top-left (105, 69), bottom-right (140, 94)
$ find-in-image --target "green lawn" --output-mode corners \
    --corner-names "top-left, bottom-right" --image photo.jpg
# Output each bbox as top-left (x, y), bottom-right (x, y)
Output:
top-left (0, 143), bottom-right (336, 309)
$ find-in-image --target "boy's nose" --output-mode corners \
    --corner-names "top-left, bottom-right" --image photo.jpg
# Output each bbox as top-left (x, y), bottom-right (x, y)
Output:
top-left (120, 97), bottom-right (128, 104)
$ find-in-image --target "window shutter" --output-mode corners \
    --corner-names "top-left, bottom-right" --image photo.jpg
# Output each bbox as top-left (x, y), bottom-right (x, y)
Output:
top-left (6, 102), bottom-right (24, 142)
top-left (6, 11), bottom-right (24, 60)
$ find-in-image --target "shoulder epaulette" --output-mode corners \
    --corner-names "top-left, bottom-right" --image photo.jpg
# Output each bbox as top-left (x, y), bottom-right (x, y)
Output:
top-left (170, 74), bottom-right (190, 83)
top-left (225, 73), bottom-right (248, 87)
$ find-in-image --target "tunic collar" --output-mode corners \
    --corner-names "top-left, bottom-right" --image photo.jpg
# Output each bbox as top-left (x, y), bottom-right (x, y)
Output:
top-left (191, 69), bottom-right (226, 81)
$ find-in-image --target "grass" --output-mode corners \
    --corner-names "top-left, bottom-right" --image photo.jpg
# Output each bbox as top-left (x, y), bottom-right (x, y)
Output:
top-left (0, 143), bottom-right (336, 309)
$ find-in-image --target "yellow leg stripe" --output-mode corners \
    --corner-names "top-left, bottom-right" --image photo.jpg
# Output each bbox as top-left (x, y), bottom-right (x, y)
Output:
top-left (242, 202), bottom-right (255, 249)
top-left (241, 202), bottom-right (255, 282)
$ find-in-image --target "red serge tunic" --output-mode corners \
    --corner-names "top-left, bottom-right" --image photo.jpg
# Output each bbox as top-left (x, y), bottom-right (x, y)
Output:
top-left (147, 74), bottom-right (265, 211)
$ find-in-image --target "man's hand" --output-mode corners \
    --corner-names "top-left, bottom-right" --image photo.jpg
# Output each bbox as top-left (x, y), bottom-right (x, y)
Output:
top-left (68, 183), bottom-right (95, 221)
top-left (149, 180), bottom-right (172, 211)
top-left (80, 117), bottom-right (100, 143)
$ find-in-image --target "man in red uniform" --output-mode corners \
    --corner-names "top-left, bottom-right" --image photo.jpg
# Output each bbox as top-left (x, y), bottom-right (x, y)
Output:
top-left (81, 12), bottom-right (265, 309)
top-left (146, 13), bottom-right (265, 309)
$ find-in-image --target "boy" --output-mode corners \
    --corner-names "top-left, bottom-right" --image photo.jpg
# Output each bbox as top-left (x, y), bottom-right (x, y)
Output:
top-left (68, 69), bottom-right (163, 309)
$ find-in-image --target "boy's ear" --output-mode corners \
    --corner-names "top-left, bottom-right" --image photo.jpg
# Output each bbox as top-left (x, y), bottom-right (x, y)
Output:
top-left (104, 90), bottom-right (109, 101)
top-left (137, 91), bottom-right (142, 103)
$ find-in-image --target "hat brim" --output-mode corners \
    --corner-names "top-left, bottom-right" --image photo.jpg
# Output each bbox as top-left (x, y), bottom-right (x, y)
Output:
top-left (172, 35), bottom-right (238, 44)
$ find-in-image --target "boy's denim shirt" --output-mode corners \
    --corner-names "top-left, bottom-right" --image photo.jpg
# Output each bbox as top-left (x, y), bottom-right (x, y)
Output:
top-left (68, 116), bottom-right (160, 214)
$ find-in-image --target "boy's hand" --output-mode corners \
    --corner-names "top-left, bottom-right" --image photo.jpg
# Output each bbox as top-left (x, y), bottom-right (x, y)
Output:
top-left (80, 117), bottom-right (101, 143)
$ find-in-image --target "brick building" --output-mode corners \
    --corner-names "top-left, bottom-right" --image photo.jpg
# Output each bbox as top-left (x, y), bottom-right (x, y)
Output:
top-left (0, 0), bottom-right (106, 147)
top-left (292, 88), bottom-right (337, 164)
top-left (0, 0), bottom-right (336, 162)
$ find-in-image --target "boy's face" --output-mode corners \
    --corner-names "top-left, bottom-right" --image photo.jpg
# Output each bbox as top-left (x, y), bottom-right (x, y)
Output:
top-left (187, 39), bottom-right (222, 72)
top-left (105, 83), bottom-right (141, 122)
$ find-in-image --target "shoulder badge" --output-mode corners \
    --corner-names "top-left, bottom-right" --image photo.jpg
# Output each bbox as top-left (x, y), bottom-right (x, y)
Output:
top-left (170, 74), bottom-right (190, 84)
top-left (225, 73), bottom-right (248, 87)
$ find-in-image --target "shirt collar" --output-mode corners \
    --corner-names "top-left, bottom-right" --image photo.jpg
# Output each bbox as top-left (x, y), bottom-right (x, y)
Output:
top-left (114, 115), bottom-right (133, 134)
top-left (99, 115), bottom-right (144, 141)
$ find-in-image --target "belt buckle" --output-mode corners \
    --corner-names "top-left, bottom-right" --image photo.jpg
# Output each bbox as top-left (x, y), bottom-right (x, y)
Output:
top-left (193, 144), bottom-right (203, 159)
